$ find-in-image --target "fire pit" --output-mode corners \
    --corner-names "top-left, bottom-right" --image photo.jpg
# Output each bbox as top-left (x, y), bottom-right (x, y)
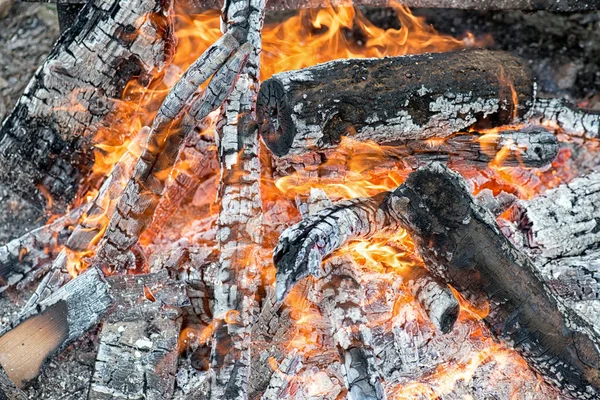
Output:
top-left (1, 0), bottom-right (600, 399)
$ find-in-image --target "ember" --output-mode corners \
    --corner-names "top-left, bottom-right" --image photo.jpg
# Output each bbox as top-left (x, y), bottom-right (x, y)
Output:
top-left (0, 0), bottom-right (600, 399)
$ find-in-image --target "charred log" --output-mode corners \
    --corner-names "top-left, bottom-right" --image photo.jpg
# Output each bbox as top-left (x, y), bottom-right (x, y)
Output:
top-left (0, 0), bottom-right (175, 215)
top-left (529, 98), bottom-right (600, 141)
top-left (389, 163), bottom-right (600, 399)
top-left (257, 49), bottom-right (533, 157)
top-left (88, 270), bottom-right (188, 400)
top-left (0, 267), bottom-right (112, 388)
top-left (0, 364), bottom-right (26, 400)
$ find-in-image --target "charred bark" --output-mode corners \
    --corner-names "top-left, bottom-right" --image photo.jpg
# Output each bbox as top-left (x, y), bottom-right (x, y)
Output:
top-left (88, 270), bottom-right (188, 400)
top-left (0, 0), bottom-right (175, 215)
top-left (0, 267), bottom-right (112, 388)
top-left (529, 98), bottom-right (600, 141)
top-left (389, 163), bottom-right (600, 399)
top-left (257, 50), bottom-right (533, 157)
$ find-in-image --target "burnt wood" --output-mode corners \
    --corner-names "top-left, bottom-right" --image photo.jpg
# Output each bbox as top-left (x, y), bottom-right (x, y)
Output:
top-left (0, 267), bottom-right (113, 388)
top-left (389, 163), bottom-right (600, 399)
top-left (0, 364), bottom-right (26, 400)
top-left (18, 0), bottom-right (600, 11)
top-left (257, 50), bottom-right (534, 157)
top-left (0, 0), bottom-right (175, 216)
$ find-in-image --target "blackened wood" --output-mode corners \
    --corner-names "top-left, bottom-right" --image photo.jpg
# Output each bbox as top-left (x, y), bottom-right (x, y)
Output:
top-left (93, 44), bottom-right (250, 272)
top-left (0, 205), bottom-right (83, 292)
top-left (20, 0), bottom-right (600, 12)
top-left (88, 270), bottom-right (188, 400)
top-left (0, 364), bottom-right (26, 400)
top-left (393, 126), bottom-right (558, 168)
top-left (257, 50), bottom-right (533, 157)
top-left (529, 98), bottom-right (600, 141)
top-left (0, 0), bottom-right (175, 214)
top-left (389, 163), bottom-right (600, 399)
top-left (209, 0), bottom-right (266, 398)
top-left (56, 3), bottom-right (83, 33)
top-left (0, 267), bottom-right (112, 388)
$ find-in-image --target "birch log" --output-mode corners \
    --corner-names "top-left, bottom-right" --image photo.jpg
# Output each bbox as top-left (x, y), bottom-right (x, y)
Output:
top-left (0, 0), bottom-right (175, 213)
top-left (257, 50), bottom-right (533, 157)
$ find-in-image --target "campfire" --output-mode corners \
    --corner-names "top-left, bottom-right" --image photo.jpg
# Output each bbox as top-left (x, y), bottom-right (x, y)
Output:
top-left (1, 0), bottom-right (600, 398)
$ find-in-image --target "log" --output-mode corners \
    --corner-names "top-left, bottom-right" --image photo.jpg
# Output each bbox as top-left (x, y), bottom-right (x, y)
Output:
top-left (0, 0), bottom-right (175, 213)
top-left (387, 163), bottom-right (600, 399)
top-left (0, 205), bottom-right (83, 292)
top-left (257, 50), bottom-right (533, 157)
top-left (88, 270), bottom-right (188, 400)
top-left (0, 267), bottom-right (112, 388)
top-left (277, 188), bottom-right (459, 333)
top-left (19, 0), bottom-right (600, 12)
top-left (529, 98), bottom-right (600, 141)
top-left (209, 0), bottom-right (266, 398)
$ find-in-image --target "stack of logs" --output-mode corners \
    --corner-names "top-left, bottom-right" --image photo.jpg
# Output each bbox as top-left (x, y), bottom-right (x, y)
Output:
top-left (1, 0), bottom-right (600, 399)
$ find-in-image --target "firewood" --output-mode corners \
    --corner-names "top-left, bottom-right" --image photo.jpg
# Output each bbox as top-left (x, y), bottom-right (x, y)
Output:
top-left (529, 97), bottom-right (600, 141)
top-left (0, 267), bottom-right (113, 388)
top-left (88, 270), bottom-right (188, 400)
top-left (20, 0), bottom-right (600, 11)
top-left (93, 43), bottom-right (252, 272)
top-left (278, 188), bottom-right (460, 333)
top-left (297, 189), bottom-right (384, 399)
top-left (209, 0), bottom-right (266, 398)
top-left (0, 364), bottom-right (26, 400)
top-left (0, 205), bottom-right (83, 292)
top-left (257, 50), bottom-right (533, 157)
top-left (260, 350), bottom-right (302, 400)
top-left (0, 0), bottom-right (175, 214)
top-left (388, 163), bottom-right (600, 399)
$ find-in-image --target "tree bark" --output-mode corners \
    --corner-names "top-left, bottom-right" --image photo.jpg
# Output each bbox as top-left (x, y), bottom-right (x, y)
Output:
top-left (0, 0), bottom-right (175, 215)
top-left (257, 49), bottom-right (533, 157)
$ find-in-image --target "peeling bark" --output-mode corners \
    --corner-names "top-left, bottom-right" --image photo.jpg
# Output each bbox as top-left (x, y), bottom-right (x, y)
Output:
top-left (257, 50), bottom-right (533, 157)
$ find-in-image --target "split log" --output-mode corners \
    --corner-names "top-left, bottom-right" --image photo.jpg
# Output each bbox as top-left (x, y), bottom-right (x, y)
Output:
top-left (387, 163), bottom-right (600, 399)
top-left (20, 0), bottom-right (600, 12)
top-left (0, 364), bottom-right (26, 400)
top-left (209, 0), bottom-right (266, 398)
top-left (257, 49), bottom-right (533, 157)
top-left (0, 205), bottom-right (83, 292)
top-left (93, 42), bottom-right (251, 272)
top-left (0, 0), bottom-right (175, 212)
top-left (88, 270), bottom-right (188, 400)
top-left (392, 127), bottom-right (558, 168)
top-left (0, 267), bottom-right (112, 388)
top-left (278, 188), bottom-right (459, 333)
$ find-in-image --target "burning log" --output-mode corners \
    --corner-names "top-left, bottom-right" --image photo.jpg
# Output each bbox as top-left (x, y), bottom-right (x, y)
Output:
top-left (276, 188), bottom-right (460, 333)
top-left (388, 163), bottom-right (600, 399)
top-left (0, 267), bottom-right (112, 388)
top-left (209, 0), bottom-right (266, 398)
top-left (0, 364), bottom-right (26, 400)
top-left (0, 205), bottom-right (83, 292)
top-left (529, 98), bottom-right (600, 141)
top-left (0, 0), bottom-right (175, 213)
top-left (93, 42), bottom-right (251, 271)
top-left (88, 270), bottom-right (188, 400)
top-left (257, 49), bottom-right (533, 157)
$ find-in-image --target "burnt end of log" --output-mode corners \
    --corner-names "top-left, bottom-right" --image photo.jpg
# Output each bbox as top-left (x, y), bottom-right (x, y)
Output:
top-left (257, 49), bottom-right (533, 157)
top-left (0, 267), bottom-right (113, 388)
top-left (0, 0), bottom-right (175, 215)
top-left (390, 163), bottom-right (600, 399)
